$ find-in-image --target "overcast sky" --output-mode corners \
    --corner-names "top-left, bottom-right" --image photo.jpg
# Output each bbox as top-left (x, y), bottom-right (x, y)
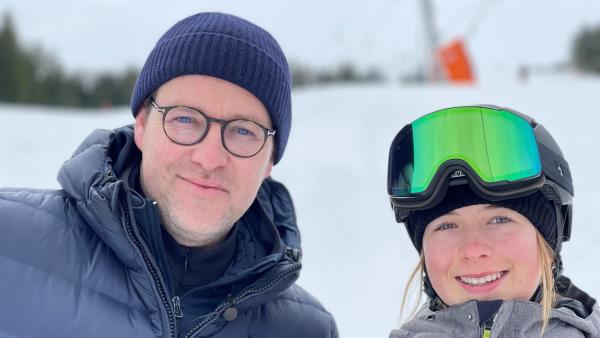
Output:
top-left (2, 0), bottom-right (600, 82)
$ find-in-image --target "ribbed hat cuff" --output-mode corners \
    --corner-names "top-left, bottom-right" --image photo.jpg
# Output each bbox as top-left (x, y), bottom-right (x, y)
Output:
top-left (407, 185), bottom-right (557, 253)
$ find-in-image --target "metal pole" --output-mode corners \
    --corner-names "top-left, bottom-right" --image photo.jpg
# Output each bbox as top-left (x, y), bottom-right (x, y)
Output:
top-left (420, 0), bottom-right (443, 82)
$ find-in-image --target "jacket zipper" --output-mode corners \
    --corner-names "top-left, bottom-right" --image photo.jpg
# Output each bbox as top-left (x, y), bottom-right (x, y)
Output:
top-left (105, 173), bottom-right (177, 338)
top-left (184, 263), bottom-right (301, 338)
top-left (121, 193), bottom-right (178, 337)
top-left (172, 296), bottom-right (184, 318)
top-left (481, 317), bottom-right (494, 338)
top-left (100, 170), bottom-right (117, 187)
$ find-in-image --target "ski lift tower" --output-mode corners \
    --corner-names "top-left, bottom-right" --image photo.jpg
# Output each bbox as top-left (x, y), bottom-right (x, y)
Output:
top-left (420, 0), bottom-right (444, 82)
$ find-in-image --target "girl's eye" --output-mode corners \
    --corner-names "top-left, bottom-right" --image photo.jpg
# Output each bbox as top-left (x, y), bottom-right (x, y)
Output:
top-left (435, 223), bottom-right (457, 231)
top-left (490, 216), bottom-right (512, 224)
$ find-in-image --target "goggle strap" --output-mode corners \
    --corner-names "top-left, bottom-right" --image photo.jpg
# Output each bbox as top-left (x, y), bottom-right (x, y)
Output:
top-left (538, 142), bottom-right (574, 196)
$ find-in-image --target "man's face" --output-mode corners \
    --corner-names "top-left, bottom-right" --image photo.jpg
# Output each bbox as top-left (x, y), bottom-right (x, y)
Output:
top-left (134, 75), bottom-right (274, 247)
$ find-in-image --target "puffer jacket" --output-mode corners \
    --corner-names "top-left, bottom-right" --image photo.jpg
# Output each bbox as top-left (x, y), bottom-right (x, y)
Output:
top-left (0, 125), bottom-right (338, 338)
top-left (390, 277), bottom-right (600, 338)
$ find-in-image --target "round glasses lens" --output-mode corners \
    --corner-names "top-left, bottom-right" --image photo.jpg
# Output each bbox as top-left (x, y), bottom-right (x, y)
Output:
top-left (164, 107), bottom-right (207, 144)
top-left (224, 120), bottom-right (266, 156)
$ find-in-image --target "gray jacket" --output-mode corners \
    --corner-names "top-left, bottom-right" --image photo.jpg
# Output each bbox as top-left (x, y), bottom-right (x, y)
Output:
top-left (390, 281), bottom-right (600, 338)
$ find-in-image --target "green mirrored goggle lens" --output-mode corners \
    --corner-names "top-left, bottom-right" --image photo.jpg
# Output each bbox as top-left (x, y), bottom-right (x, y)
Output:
top-left (395, 107), bottom-right (542, 196)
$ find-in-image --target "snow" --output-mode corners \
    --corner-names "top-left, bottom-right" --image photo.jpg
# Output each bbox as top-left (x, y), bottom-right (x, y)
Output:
top-left (1, 76), bottom-right (599, 338)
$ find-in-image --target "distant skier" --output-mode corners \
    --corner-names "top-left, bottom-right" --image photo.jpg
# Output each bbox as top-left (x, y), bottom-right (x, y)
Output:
top-left (387, 105), bottom-right (599, 337)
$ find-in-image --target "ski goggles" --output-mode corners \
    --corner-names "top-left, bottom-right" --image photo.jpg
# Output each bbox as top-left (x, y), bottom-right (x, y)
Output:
top-left (388, 106), bottom-right (570, 212)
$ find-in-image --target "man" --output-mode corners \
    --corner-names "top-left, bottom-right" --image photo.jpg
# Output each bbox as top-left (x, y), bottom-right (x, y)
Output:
top-left (0, 12), bottom-right (338, 338)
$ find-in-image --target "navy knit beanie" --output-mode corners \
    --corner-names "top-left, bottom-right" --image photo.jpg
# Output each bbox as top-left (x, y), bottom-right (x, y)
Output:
top-left (406, 185), bottom-right (558, 253)
top-left (130, 12), bottom-right (292, 164)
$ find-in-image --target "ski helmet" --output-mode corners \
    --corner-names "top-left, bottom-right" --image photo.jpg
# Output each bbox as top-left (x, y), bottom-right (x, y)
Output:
top-left (387, 105), bottom-right (574, 256)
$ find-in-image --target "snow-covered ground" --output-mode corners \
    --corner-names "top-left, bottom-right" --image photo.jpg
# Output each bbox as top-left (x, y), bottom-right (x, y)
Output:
top-left (1, 76), bottom-right (599, 338)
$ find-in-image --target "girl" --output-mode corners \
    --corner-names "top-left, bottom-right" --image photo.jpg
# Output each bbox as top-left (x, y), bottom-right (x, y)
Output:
top-left (387, 105), bottom-right (599, 337)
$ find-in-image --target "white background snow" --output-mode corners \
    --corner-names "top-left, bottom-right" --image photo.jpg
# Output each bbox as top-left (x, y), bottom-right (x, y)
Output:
top-left (1, 75), bottom-right (599, 338)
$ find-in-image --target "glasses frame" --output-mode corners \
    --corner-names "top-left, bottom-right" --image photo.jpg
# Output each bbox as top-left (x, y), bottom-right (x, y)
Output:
top-left (149, 97), bottom-right (276, 158)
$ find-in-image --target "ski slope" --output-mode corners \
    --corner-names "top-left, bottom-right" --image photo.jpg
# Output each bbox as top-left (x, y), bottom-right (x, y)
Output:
top-left (1, 75), bottom-right (599, 338)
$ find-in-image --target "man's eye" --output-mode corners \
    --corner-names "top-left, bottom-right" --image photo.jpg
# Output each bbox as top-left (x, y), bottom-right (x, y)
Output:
top-left (175, 116), bottom-right (194, 124)
top-left (233, 127), bottom-right (256, 137)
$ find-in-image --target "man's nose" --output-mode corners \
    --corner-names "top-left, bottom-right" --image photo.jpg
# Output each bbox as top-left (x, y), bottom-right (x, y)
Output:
top-left (190, 124), bottom-right (229, 170)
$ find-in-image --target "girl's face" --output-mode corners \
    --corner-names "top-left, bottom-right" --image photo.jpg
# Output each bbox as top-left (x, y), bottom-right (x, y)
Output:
top-left (423, 204), bottom-right (542, 306)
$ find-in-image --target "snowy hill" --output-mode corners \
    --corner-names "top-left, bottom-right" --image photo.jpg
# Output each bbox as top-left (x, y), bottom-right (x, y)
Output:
top-left (1, 76), bottom-right (599, 338)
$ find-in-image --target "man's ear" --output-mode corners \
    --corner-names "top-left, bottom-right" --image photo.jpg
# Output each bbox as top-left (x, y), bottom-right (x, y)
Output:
top-left (263, 162), bottom-right (273, 179)
top-left (134, 109), bottom-right (147, 150)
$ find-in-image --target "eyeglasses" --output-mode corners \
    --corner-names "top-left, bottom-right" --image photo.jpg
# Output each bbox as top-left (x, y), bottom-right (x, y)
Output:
top-left (149, 98), bottom-right (276, 158)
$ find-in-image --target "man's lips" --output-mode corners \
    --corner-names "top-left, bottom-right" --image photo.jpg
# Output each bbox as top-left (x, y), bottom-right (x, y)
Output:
top-left (178, 176), bottom-right (228, 193)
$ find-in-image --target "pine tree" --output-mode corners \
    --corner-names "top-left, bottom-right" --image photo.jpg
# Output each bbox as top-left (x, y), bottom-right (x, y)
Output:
top-left (573, 25), bottom-right (600, 73)
top-left (0, 12), bottom-right (20, 101)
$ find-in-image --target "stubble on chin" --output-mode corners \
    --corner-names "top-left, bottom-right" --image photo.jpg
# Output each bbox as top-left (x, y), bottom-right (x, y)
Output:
top-left (141, 161), bottom-right (247, 247)
top-left (159, 195), bottom-right (241, 247)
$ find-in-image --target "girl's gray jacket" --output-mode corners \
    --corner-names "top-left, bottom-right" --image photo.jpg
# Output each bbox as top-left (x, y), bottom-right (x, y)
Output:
top-left (0, 126), bottom-right (338, 338)
top-left (390, 280), bottom-right (600, 338)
